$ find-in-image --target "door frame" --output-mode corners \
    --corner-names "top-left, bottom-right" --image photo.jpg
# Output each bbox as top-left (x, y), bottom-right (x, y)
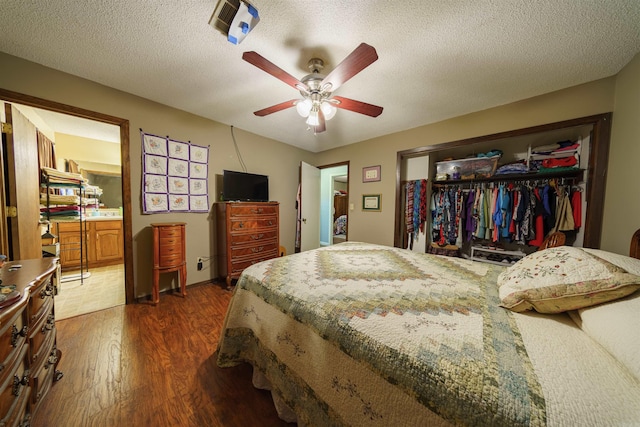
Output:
top-left (0, 88), bottom-right (134, 304)
top-left (319, 161), bottom-right (350, 245)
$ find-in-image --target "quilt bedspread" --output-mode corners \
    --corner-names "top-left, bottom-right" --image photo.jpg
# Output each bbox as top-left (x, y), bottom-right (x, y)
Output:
top-left (217, 242), bottom-right (552, 426)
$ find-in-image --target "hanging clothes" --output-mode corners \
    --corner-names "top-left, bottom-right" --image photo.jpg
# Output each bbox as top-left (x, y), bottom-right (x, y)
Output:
top-left (553, 186), bottom-right (575, 232)
top-left (572, 189), bottom-right (582, 229)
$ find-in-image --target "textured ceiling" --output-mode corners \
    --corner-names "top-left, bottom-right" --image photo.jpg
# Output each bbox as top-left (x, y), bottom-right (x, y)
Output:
top-left (1, 1), bottom-right (639, 153)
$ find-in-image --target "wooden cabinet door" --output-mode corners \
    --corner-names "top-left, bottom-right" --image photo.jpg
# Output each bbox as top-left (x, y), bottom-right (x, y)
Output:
top-left (94, 220), bottom-right (123, 262)
top-left (57, 230), bottom-right (86, 269)
top-left (95, 228), bottom-right (123, 261)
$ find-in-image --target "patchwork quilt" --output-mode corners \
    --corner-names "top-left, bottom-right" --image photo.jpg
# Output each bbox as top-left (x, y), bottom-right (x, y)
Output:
top-left (217, 242), bottom-right (640, 426)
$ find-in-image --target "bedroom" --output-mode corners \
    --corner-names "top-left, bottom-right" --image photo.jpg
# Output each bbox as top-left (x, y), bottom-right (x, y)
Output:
top-left (0, 1), bottom-right (640, 425)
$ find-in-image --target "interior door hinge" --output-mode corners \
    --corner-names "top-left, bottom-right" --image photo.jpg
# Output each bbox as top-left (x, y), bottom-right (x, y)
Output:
top-left (1, 122), bottom-right (12, 134)
top-left (5, 206), bottom-right (17, 218)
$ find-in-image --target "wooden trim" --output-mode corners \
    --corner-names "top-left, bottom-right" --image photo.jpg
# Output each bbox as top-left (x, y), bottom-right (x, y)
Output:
top-left (0, 88), bottom-right (134, 305)
top-left (394, 113), bottom-right (612, 249)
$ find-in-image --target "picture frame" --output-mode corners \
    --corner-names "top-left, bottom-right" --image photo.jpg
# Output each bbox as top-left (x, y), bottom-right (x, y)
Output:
top-left (362, 194), bottom-right (381, 212)
top-left (362, 165), bottom-right (381, 182)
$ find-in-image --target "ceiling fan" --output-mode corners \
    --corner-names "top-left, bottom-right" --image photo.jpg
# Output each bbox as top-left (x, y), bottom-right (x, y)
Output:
top-left (242, 43), bottom-right (383, 134)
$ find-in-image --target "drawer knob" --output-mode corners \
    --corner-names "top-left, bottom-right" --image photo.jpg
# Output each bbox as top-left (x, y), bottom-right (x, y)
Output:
top-left (12, 370), bottom-right (29, 396)
top-left (11, 325), bottom-right (28, 347)
top-left (250, 234), bottom-right (265, 240)
top-left (40, 283), bottom-right (54, 298)
top-left (46, 346), bottom-right (59, 368)
top-left (41, 314), bottom-right (55, 333)
top-left (251, 246), bottom-right (265, 253)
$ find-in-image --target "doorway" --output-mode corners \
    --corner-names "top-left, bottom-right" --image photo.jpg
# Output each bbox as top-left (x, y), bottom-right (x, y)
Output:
top-left (0, 88), bottom-right (133, 311)
top-left (320, 164), bottom-right (349, 246)
top-left (297, 161), bottom-right (349, 252)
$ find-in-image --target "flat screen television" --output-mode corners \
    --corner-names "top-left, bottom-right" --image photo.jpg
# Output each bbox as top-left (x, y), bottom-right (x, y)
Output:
top-left (222, 170), bottom-right (269, 202)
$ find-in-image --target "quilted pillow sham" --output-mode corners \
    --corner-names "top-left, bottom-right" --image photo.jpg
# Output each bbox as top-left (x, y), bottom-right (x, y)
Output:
top-left (497, 246), bottom-right (640, 313)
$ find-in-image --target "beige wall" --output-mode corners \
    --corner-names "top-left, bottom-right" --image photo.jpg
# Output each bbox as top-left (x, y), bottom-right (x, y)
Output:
top-left (0, 52), bottom-right (315, 298)
top-left (316, 77), bottom-right (617, 247)
top-left (55, 133), bottom-right (121, 173)
top-left (602, 52), bottom-right (640, 254)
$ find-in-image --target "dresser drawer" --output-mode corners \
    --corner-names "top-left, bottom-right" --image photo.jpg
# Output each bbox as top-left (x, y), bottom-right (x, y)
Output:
top-left (0, 381), bottom-right (29, 427)
top-left (157, 227), bottom-right (182, 238)
top-left (229, 216), bottom-right (278, 232)
top-left (30, 331), bottom-right (57, 407)
top-left (0, 344), bottom-right (28, 423)
top-left (158, 252), bottom-right (184, 268)
top-left (228, 230), bottom-right (278, 245)
top-left (28, 303), bottom-right (55, 371)
top-left (229, 248), bottom-right (280, 275)
top-left (230, 240), bottom-right (278, 259)
top-left (229, 204), bottom-right (278, 217)
top-left (27, 275), bottom-right (54, 326)
top-left (0, 298), bottom-right (28, 387)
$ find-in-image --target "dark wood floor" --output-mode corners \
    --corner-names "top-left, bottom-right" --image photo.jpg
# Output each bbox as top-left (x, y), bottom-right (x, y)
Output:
top-left (32, 283), bottom-right (293, 427)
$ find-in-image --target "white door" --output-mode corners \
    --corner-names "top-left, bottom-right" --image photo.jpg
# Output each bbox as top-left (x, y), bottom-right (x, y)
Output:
top-left (300, 161), bottom-right (320, 251)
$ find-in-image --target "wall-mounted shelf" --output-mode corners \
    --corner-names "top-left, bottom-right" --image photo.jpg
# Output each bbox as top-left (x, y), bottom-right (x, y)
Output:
top-left (432, 168), bottom-right (584, 186)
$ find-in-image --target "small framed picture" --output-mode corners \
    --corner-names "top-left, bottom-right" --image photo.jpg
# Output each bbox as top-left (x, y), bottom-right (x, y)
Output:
top-left (362, 194), bottom-right (381, 212)
top-left (362, 165), bottom-right (381, 182)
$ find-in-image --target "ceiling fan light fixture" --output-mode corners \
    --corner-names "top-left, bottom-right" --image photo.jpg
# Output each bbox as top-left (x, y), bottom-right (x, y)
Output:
top-left (320, 101), bottom-right (337, 120)
top-left (296, 98), bottom-right (312, 117)
top-left (306, 108), bottom-right (320, 126)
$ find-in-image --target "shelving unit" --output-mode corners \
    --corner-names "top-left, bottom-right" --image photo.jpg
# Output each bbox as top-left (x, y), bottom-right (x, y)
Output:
top-left (41, 171), bottom-right (91, 284)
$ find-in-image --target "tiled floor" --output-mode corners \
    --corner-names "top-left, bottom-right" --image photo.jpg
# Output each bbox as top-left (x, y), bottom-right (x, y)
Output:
top-left (54, 263), bottom-right (125, 320)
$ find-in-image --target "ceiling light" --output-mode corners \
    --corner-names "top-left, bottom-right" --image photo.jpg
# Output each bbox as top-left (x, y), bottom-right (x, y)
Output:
top-left (306, 107), bottom-right (320, 126)
top-left (296, 99), bottom-right (312, 117)
top-left (321, 101), bottom-right (336, 121)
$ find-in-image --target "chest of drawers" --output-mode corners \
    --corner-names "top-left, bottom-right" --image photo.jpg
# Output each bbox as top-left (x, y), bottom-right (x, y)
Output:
top-left (0, 258), bottom-right (61, 426)
top-left (215, 202), bottom-right (279, 287)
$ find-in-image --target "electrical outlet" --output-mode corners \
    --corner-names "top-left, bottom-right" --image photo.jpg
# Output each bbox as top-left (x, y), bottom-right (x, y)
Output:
top-left (197, 257), bottom-right (203, 271)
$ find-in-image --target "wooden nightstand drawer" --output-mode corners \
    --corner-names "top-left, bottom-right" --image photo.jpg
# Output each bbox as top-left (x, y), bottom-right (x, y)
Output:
top-left (157, 227), bottom-right (181, 238)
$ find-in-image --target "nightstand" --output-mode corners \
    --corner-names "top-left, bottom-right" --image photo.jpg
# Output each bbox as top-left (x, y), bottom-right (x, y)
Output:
top-left (151, 222), bottom-right (187, 304)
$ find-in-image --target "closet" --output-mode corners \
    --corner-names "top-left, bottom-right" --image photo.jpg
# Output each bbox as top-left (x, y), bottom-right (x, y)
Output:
top-left (394, 113), bottom-right (612, 254)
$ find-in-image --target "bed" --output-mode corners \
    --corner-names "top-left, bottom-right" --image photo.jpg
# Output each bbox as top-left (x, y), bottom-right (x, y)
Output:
top-left (217, 241), bottom-right (640, 426)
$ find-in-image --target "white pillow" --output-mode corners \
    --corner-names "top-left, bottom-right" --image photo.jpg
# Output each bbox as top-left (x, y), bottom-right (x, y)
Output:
top-left (568, 291), bottom-right (640, 382)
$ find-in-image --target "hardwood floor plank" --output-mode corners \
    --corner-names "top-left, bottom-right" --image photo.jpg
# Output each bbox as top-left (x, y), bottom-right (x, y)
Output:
top-left (32, 283), bottom-right (292, 427)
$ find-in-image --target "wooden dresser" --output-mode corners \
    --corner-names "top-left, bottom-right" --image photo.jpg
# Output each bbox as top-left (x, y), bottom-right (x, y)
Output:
top-left (215, 202), bottom-right (279, 287)
top-left (0, 258), bottom-right (62, 426)
top-left (151, 222), bottom-right (187, 305)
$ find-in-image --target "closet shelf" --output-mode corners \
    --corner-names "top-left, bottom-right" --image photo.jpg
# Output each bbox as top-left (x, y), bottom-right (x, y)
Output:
top-left (432, 168), bottom-right (584, 186)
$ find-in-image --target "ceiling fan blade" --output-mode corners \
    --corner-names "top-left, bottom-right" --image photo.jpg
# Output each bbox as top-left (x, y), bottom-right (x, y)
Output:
top-left (243, 51), bottom-right (307, 91)
top-left (253, 100), bottom-right (298, 117)
top-left (332, 96), bottom-right (383, 117)
top-left (321, 43), bottom-right (378, 92)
